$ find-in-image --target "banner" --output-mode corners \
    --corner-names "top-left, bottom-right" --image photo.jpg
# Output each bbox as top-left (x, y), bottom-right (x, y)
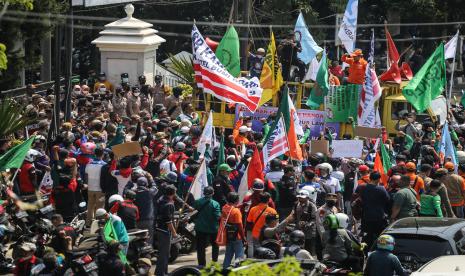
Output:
top-left (192, 25), bottom-right (263, 112)
top-left (263, 116), bottom-right (289, 165)
top-left (235, 105), bottom-right (326, 139)
top-left (331, 140), bottom-right (363, 158)
top-left (324, 84), bottom-right (361, 123)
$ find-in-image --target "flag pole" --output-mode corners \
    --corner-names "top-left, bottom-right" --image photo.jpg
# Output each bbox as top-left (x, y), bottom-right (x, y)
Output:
top-left (448, 30), bottom-right (460, 103)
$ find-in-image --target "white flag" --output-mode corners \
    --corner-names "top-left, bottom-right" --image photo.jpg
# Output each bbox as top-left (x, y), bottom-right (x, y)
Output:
top-left (189, 159), bottom-right (209, 200)
top-left (238, 164), bottom-right (250, 203)
top-left (304, 56), bottom-right (321, 81)
top-left (197, 110), bottom-right (213, 158)
top-left (338, 0), bottom-right (358, 53)
top-left (288, 94), bottom-right (304, 136)
top-left (445, 31), bottom-right (459, 59)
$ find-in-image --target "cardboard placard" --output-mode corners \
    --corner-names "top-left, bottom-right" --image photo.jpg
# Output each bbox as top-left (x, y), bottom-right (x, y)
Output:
top-left (309, 140), bottom-right (329, 154)
top-left (355, 126), bottom-right (382, 138)
top-left (112, 142), bottom-right (142, 159)
top-left (331, 140), bottom-right (364, 158)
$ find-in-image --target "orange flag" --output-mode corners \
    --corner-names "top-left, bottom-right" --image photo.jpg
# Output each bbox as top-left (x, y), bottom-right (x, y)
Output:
top-left (374, 151), bottom-right (388, 187)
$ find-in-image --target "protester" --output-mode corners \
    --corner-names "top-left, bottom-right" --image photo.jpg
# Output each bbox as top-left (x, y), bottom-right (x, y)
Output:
top-left (390, 175), bottom-right (419, 221)
top-left (365, 235), bottom-right (408, 276)
top-left (193, 186), bottom-right (221, 267)
top-left (221, 192), bottom-right (246, 269)
top-left (341, 49), bottom-right (367, 84)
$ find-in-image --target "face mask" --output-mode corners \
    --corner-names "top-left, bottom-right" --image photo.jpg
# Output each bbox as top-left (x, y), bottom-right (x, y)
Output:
top-left (99, 88), bottom-right (106, 92)
top-left (133, 92), bottom-right (140, 97)
top-left (99, 77), bottom-right (105, 81)
top-left (321, 172), bottom-right (328, 177)
top-left (326, 200), bottom-right (336, 207)
top-left (74, 89), bottom-right (81, 93)
top-left (122, 77), bottom-right (129, 83)
top-left (138, 268), bottom-right (148, 275)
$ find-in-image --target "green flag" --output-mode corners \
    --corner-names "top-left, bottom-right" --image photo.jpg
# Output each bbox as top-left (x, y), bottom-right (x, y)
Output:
top-left (216, 26), bottom-right (240, 77)
top-left (380, 141), bottom-right (391, 174)
top-left (216, 134), bottom-right (225, 175)
top-left (306, 51), bottom-right (329, 109)
top-left (0, 136), bottom-right (35, 172)
top-left (104, 219), bottom-right (128, 264)
top-left (402, 43), bottom-right (446, 113)
top-left (461, 90), bottom-right (465, 107)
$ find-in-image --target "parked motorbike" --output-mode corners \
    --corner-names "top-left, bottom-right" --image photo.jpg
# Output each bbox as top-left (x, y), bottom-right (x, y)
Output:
top-left (175, 210), bottom-right (196, 254)
top-left (126, 229), bottom-right (153, 265)
top-left (63, 253), bottom-right (99, 276)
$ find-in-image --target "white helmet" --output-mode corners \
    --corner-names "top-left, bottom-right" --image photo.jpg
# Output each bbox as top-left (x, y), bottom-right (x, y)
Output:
top-left (301, 186), bottom-right (317, 203)
top-left (331, 170), bottom-right (345, 182)
top-left (336, 213), bottom-right (350, 229)
top-left (108, 194), bottom-right (123, 205)
top-left (24, 149), bottom-right (41, 162)
top-left (457, 151), bottom-right (465, 164)
top-left (316, 162), bottom-right (333, 174)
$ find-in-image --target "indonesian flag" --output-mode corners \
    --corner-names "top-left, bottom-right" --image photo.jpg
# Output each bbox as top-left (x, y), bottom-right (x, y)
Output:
top-left (192, 25), bottom-right (263, 112)
top-left (238, 147), bottom-right (264, 202)
top-left (263, 116), bottom-right (289, 165)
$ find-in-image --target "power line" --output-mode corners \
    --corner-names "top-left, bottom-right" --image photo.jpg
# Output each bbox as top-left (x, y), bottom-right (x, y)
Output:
top-left (4, 9), bottom-right (465, 29)
top-left (1, 15), bottom-right (458, 43)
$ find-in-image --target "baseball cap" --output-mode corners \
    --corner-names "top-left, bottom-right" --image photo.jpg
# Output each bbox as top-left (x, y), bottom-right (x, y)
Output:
top-left (95, 208), bottom-right (107, 218)
top-left (358, 165), bottom-right (369, 172)
top-left (218, 163), bottom-right (233, 172)
top-left (239, 125), bottom-right (249, 133)
top-left (297, 190), bottom-right (310, 198)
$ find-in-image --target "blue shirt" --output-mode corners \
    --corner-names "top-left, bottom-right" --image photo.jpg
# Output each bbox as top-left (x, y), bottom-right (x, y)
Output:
top-left (360, 184), bottom-right (390, 221)
top-left (365, 250), bottom-right (407, 276)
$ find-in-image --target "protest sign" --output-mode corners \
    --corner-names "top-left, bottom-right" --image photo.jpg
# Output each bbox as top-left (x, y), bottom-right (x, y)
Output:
top-left (235, 105), bottom-right (326, 139)
top-left (324, 84), bottom-right (361, 123)
top-left (355, 126), bottom-right (382, 138)
top-left (112, 142), bottom-right (142, 159)
top-left (331, 140), bottom-right (364, 158)
top-left (309, 140), bottom-right (329, 154)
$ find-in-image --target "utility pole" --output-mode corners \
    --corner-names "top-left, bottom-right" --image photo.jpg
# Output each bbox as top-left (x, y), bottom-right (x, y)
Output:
top-left (64, 0), bottom-right (74, 122)
top-left (53, 25), bottom-right (62, 138)
top-left (40, 13), bottom-right (52, 82)
top-left (241, 0), bottom-right (251, 71)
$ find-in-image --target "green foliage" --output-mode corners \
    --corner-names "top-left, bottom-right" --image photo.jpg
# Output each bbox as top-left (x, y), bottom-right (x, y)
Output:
top-left (200, 257), bottom-right (302, 276)
top-left (177, 83), bottom-right (193, 98)
top-left (0, 43), bottom-right (6, 70)
top-left (0, 0), bottom-right (66, 89)
top-left (168, 54), bottom-right (195, 86)
top-left (0, 98), bottom-right (35, 139)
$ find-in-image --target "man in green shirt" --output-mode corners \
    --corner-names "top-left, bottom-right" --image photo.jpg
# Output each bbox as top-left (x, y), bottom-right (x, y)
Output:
top-left (193, 186), bottom-right (221, 267)
top-left (391, 175), bottom-right (418, 221)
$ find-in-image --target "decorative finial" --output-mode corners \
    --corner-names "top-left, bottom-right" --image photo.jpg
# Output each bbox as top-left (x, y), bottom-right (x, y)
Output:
top-left (125, 4), bottom-right (134, 19)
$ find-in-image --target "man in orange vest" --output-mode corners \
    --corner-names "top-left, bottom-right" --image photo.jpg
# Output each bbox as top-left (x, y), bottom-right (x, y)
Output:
top-left (341, 49), bottom-right (368, 85)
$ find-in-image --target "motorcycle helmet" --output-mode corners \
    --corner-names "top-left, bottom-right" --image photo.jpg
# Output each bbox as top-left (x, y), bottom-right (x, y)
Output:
top-left (309, 152), bottom-right (325, 166)
top-left (138, 75), bottom-right (146, 83)
top-left (289, 230), bottom-right (305, 246)
top-left (324, 214), bottom-right (339, 230)
top-left (203, 186), bottom-right (214, 197)
top-left (175, 142), bottom-right (186, 151)
top-left (300, 186), bottom-right (317, 203)
top-left (316, 162), bottom-right (333, 174)
top-left (377, 234), bottom-right (395, 251)
top-left (254, 247), bottom-right (277, 260)
top-left (124, 190), bottom-right (136, 200)
top-left (80, 142), bottom-right (96, 154)
top-left (335, 213), bottom-right (350, 229)
top-left (24, 149), bottom-right (41, 162)
top-left (108, 194), bottom-right (124, 205)
top-left (270, 158), bottom-right (282, 171)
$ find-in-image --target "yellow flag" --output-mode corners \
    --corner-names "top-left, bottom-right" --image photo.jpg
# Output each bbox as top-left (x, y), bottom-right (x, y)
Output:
top-left (259, 32), bottom-right (283, 106)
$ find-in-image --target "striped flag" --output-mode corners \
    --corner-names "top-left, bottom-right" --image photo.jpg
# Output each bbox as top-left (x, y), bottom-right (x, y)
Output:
top-left (358, 30), bottom-right (381, 127)
top-left (192, 25), bottom-right (263, 112)
top-left (263, 116), bottom-right (289, 165)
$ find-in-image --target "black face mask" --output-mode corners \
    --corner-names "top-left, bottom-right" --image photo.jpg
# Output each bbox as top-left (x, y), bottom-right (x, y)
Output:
top-left (326, 200), bottom-right (336, 207)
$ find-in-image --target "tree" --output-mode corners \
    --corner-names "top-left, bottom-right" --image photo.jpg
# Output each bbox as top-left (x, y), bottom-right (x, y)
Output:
top-left (0, 98), bottom-right (35, 139)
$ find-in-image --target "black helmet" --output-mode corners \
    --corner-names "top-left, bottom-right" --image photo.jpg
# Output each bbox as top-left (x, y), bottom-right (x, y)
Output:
top-left (124, 190), bottom-right (136, 200)
top-left (254, 247), bottom-right (277, 260)
top-left (203, 186), bottom-right (214, 197)
top-left (138, 75), bottom-right (146, 82)
top-left (154, 75), bottom-right (162, 82)
top-left (289, 230), bottom-right (305, 246)
top-left (270, 159), bottom-right (282, 171)
top-left (131, 85), bottom-right (140, 92)
top-left (309, 152), bottom-right (325, 166)
top-left (98, 72), bottom-right (106, 77)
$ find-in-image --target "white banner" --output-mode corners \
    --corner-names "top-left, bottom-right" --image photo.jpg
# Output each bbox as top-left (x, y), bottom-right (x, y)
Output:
top-left (331, 140), bottom-right (363, 158)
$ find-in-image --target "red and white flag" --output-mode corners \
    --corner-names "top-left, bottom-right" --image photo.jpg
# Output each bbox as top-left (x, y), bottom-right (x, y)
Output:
top-left (192, 25), bottom-right (263, 112)
top-left (263, 116), bottom-right (289, 165)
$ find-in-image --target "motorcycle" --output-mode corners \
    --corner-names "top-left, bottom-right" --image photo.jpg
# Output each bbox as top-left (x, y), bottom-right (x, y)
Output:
top-left (126, 229), bottom-right (153, 265)
top-left (63, 253), bottom-right (99, 276)
top-left (70, 202), bottom-right (87, 240)
top-left (174, 210), bottom-right (196, 254)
